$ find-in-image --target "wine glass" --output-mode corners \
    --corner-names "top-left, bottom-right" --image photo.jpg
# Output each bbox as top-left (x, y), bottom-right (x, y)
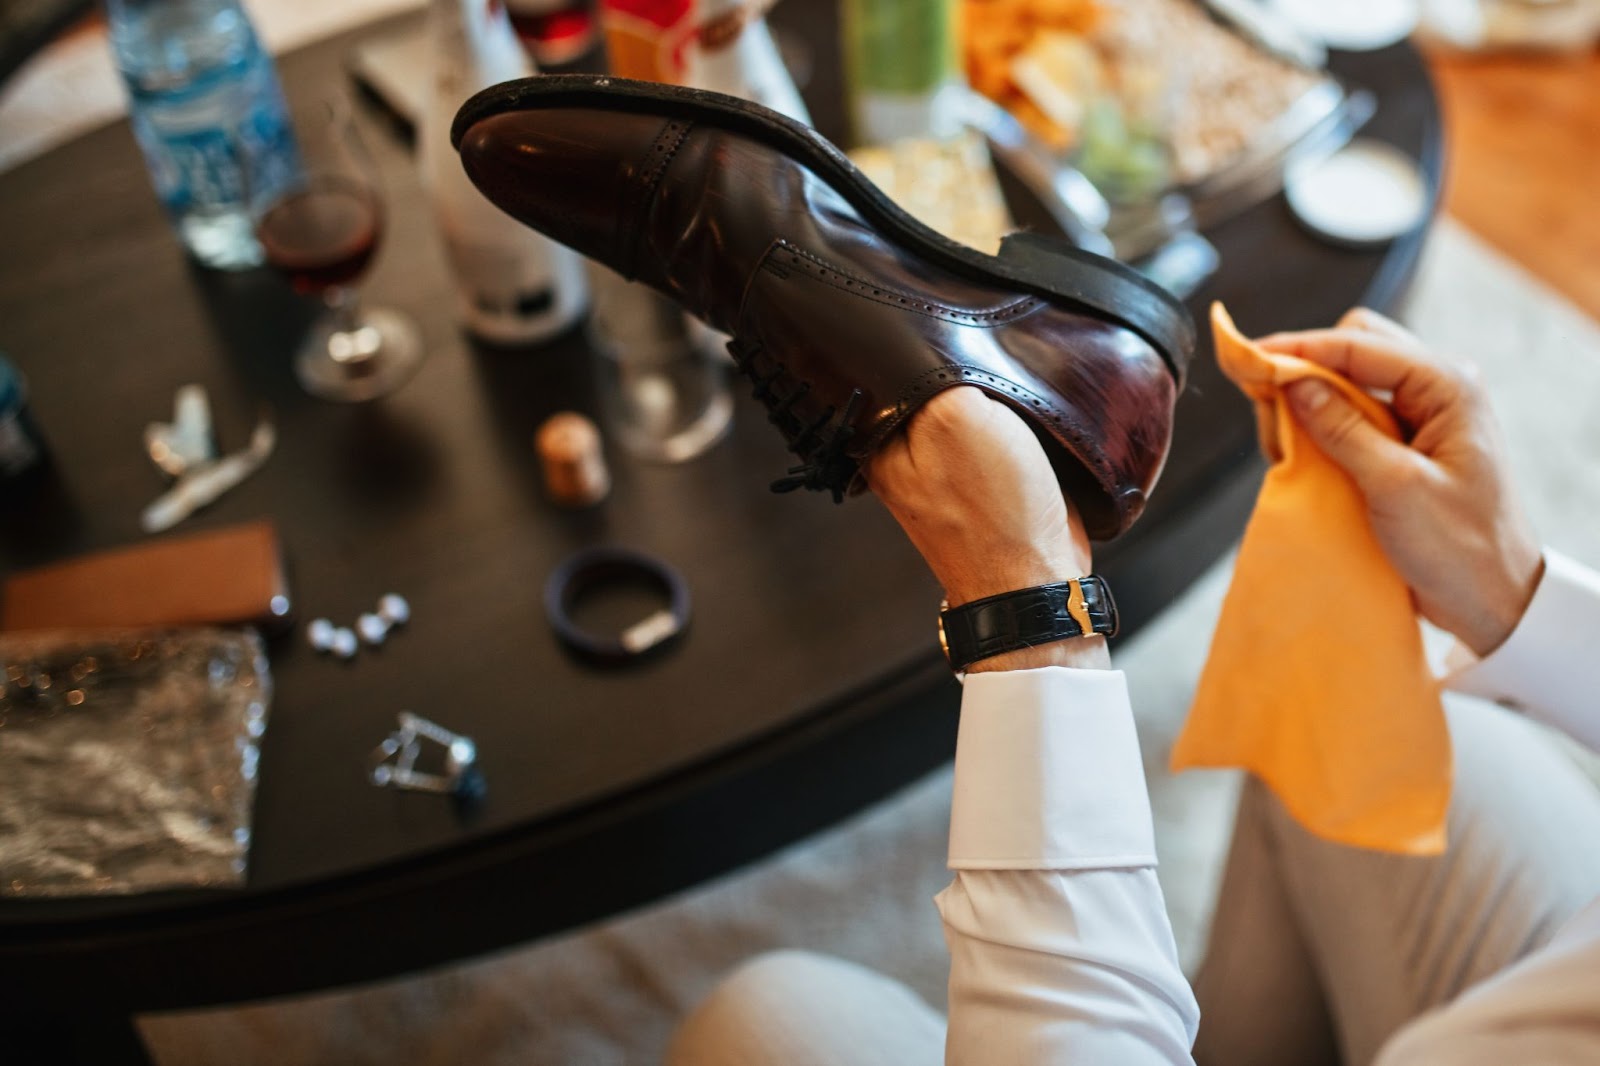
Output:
top-left (254, 101), bottom-right (423, 402)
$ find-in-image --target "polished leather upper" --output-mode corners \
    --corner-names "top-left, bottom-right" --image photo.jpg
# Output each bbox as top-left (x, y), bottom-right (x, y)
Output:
top-left (458, 108), bottom-right (1178, 537)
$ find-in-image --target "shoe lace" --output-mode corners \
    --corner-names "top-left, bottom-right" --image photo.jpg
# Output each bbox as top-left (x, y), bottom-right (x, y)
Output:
top-left (729, 339), bottom-right (863, 503)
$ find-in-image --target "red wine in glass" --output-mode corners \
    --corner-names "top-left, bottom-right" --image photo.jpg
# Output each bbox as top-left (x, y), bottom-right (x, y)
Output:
top-left (255, 101), bottom-right (423, 402)
top-left (256, 178), bottom-right (383, 295)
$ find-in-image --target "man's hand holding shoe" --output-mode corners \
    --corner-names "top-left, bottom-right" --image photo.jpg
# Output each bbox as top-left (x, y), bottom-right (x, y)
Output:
top-left (865, 386), bottom-right (1110, 674)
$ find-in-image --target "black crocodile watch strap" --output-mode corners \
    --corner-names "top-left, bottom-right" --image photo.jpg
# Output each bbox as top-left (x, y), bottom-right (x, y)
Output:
top-left (938, 576), bottom-right (1119, 672)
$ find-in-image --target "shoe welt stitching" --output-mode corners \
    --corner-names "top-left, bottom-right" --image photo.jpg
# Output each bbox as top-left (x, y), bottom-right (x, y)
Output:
top-left (772, 240), bottom-right (1041, 326)
top-left (868, 364), bottom-right (1056, 446)
top-left (624, 119), bottom-right (695, 276)
top-left (861, 365), bottom-right (1118, 496)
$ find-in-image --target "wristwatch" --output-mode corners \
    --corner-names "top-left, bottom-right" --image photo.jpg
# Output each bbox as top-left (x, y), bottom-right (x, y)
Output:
top-left (937, 576), bottom-right (1119, 673)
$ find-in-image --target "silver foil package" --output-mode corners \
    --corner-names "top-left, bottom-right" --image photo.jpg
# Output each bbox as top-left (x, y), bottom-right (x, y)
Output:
top-left (0, 628), bottom-right (270, 897)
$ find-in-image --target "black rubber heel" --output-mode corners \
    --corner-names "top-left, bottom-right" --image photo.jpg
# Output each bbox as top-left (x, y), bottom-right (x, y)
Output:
top-left (995, 231), bottom-right (1125, 311)
top-left (997, 230), bottom-right (1097, 279)
top-left (996, 230), bottom-right (1190, 383)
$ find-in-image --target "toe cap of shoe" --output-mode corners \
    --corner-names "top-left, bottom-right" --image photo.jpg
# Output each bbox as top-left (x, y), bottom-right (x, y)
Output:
top-left (455, 109), bottom-right (686, 274)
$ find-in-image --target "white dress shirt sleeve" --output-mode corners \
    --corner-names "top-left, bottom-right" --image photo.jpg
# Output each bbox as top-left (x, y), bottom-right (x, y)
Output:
top-left (937, 666), bottom-right (1199, 1065)
top-left (1444, 550), bottom-right (1600, 753)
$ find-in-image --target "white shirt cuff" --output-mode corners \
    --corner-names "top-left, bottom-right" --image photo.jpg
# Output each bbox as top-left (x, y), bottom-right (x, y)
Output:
top-left (1444, 549), bottom-right (1600, 752)
top-left (948, 666), bottom-right (1156, 870)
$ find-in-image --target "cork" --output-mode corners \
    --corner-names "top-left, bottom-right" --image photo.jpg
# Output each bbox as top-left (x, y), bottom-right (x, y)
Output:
top-left (535, 412), bottom-right (610, 507)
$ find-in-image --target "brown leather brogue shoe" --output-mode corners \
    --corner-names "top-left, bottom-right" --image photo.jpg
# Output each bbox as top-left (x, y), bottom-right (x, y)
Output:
top-left (453, 75), bottom-right (1194, 539)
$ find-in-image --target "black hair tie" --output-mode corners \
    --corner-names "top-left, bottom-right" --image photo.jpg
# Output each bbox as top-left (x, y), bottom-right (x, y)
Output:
top-left (544, 547), bottom-right (691, 665)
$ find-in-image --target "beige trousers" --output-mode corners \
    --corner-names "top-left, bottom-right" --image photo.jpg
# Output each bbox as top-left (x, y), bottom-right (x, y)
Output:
top-left (666, 701), bottom-right (1600, 1066)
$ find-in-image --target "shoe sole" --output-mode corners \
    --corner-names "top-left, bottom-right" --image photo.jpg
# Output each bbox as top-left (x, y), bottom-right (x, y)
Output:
top-left (453, 74), bottom-right (1196, 383)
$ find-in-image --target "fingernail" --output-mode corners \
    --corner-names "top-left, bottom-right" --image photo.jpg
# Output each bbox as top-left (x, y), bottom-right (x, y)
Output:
top-left (1287, 379), bottom-right (1330, 413)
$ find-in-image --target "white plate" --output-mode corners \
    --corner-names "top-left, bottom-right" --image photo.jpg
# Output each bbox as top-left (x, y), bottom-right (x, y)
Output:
top-left (1285, 139), bottom-right (1428, 248)
top-left (1269, 0), bottom-right (1419, 50)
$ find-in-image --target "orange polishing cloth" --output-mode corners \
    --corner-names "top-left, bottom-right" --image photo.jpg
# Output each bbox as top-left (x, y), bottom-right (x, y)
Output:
top-left (1171, 304), bottom-right (1450, 855)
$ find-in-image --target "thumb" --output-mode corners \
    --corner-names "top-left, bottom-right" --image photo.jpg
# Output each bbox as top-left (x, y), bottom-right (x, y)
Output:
top-left (1284, 378), bottom-right (1410, 491)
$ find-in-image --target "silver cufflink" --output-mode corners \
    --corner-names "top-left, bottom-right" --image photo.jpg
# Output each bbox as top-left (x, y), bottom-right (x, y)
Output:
top-left (378, 593), bottom-right (410, 626)
top-left (356, 612), bottom-right (388, 646)
top-left (307, 618), bottom-right (335, 651)
top-left (308, 618), bottom-right (359, 659)
top-left (329, 627), bottom-right (359, 659)
top-left (369, 712), bottom-right (485, 805)
top-left (307, 594), bottom-right (412, 656)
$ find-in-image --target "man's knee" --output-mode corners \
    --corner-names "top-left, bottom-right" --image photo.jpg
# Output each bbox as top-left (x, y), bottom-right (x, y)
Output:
top-left (1375, 1008), bottom-right (1508, 1066)
top-left (666, 951), bottom-right (848, 1066)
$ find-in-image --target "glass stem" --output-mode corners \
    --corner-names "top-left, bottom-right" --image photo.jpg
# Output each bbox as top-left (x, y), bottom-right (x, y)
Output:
top-left (323, 285), bottom-right (378, 369)
top-left (324, 285), bottom-right (361, 340)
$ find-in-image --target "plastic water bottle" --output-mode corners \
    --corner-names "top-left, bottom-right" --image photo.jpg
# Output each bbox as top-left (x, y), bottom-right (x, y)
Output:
top-left (0, 354), bottom-right (48, 482)
top-left (107, 0), bottom-right (301, 270)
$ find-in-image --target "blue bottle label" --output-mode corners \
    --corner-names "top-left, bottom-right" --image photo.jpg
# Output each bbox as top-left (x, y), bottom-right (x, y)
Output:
top-left (136, 119), bottom-right (242, 212)
top-left (129, 52), bottom-right (301, 218)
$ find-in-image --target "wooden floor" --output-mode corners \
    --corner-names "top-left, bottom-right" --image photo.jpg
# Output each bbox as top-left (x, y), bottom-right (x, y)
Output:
top-left (1424, 44), bottom-right (1600, 322)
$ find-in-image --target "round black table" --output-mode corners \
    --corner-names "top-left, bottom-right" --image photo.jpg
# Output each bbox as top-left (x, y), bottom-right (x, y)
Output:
top-left (0, 5), bottom-right (1441, 1060)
